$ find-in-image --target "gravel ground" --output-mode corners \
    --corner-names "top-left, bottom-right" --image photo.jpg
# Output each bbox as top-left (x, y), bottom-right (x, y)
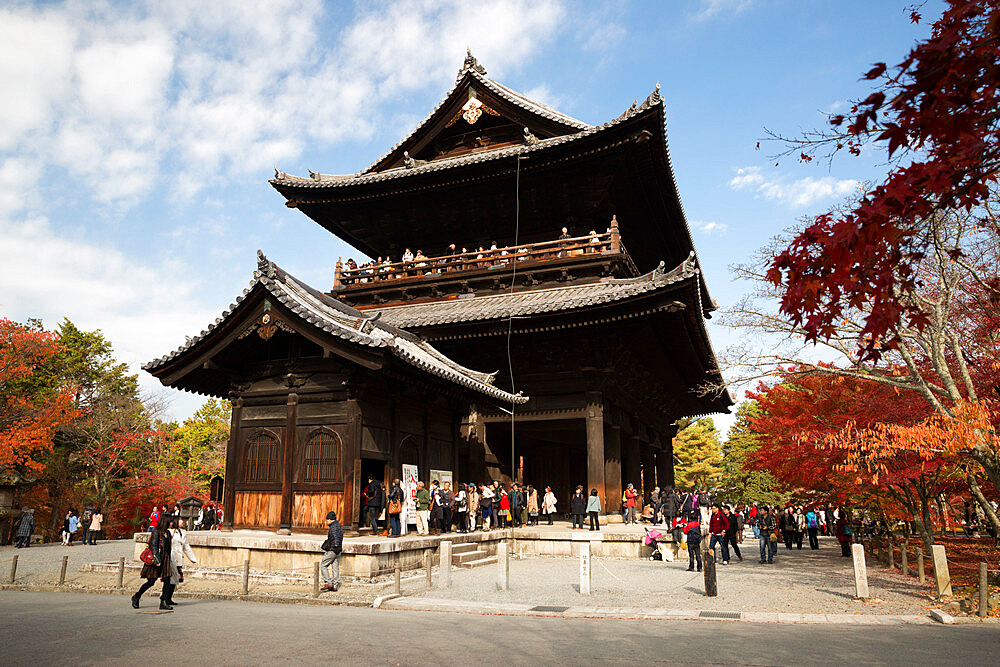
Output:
top-left (411, 535), bottom-right (940, 615)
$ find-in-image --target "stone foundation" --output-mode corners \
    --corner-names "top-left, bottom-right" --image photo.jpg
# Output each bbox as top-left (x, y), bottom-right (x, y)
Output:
top-left (133, 525), bottom-right (666, 577)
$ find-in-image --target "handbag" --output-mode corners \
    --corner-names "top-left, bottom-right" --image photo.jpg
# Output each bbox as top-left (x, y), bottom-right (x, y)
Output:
top-left (769, 531), bottom-right (779, 543)
top-left (140, 547), bottom-right (155, 565)
top-left (388, 499), bottom-right (402, 514)
top-left (506, 510), bottom-right (512, 521)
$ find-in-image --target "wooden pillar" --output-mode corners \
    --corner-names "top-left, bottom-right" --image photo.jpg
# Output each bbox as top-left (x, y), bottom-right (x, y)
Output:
top-left (585, 392), bottom-right (606, 507)
top-left (609, 214), bottom-right (620, 253)
top-left (334, 257), bottom-right (343, 286)
top-left (623, 428), bottom-right (641, 506)
top-left (221, 395), bottom-right (242, 530)
top-left (640, 444), bottom-right (654, 501)
top-left (661, 424), bottom-right (678, 488)
top-left (347, 398), bottom-right (363, 529)
top-left (278, 392), bottom-right (297, 534)
top-left (603, 423), bottom-right (622, 515)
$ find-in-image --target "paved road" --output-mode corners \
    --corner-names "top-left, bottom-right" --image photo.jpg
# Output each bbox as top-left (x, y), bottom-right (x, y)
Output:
top-left (1, 591), bottom-right (997, 665)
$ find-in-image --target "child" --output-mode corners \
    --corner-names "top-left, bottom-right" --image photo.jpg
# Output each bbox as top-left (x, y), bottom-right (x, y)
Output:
top-left (684, 512), bottom-right (703, 572)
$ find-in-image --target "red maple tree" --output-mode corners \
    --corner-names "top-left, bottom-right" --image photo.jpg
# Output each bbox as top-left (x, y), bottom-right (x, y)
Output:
top-left (766, 1), bottom-right (1000, 359)
top-left (0, 319), bottom-right (78, 474)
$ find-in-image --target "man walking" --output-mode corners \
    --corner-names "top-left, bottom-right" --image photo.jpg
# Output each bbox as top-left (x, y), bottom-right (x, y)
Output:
top-left (806, 507), bottom-right (820, 549)
top-left (757, 507), bottom-right (777, 564)
top-left (320, 510), bottom-right (344, 592)
top-left (708, 504), bottom-right (730, 565)
top-left (429, 480), bottom-right (444, 535)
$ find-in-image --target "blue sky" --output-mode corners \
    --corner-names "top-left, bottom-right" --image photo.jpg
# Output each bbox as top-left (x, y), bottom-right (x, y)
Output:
top-left (0, 0), bottom-right (939, 433)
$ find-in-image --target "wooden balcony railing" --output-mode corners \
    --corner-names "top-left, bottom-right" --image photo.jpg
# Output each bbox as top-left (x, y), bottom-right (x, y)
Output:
top-left (335, 216), bottom-right (633, 287)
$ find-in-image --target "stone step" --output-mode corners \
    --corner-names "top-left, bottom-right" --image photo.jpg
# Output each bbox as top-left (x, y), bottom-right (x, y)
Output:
top-left (456, 555), bottom-right (497, 569)
top-left (454, 549), bottom-right (488, 564)
top-left (451, 542), bottom-right (480, 555)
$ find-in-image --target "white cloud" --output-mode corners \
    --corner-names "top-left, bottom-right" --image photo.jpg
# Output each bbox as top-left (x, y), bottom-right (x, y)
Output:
top-left (729, 166), bottom-right (860, 208)
top-left (693, 0), bottom-right (753, 21)
top-left (692, 220), bottom-right (728, 235)
top-left (0, 214), bottom-right (219, 404)
top-left (0, 0), bottom-right (567, 207)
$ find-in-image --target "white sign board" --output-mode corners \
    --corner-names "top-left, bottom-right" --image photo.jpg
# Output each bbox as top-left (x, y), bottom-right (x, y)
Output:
top-left (429, 469), bottom-right (453, 488)
top-left (402, 464), bottom-right (419, 530)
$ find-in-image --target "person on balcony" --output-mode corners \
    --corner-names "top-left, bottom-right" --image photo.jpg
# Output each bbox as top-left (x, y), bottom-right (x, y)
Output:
top-left (402, 248), bottom-right (414, 263)
top-left (558, 227), bottom-right (571, 256)
top-left (588, 229), bottom-right (601, 253)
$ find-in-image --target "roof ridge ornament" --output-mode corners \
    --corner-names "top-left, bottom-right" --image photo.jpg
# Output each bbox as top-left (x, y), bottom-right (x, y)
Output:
top-left (457, 48), bottom-right (487, 83)
top-left (638, 83), bottom-right (662, 112)
top-left (522, 127), bottom-right (539, 145)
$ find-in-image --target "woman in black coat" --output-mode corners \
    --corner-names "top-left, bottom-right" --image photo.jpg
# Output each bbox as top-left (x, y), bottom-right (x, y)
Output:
top-left (570, 485), bottom-right (587, 530)
top-left (132, 519), bottom-right (173, 610)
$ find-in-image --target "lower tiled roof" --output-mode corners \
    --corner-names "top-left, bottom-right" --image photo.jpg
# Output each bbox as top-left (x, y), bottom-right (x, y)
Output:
top-left (372, 253), bottom-right (700, 329)
top-left (143, 251), bottom-right (526, 405)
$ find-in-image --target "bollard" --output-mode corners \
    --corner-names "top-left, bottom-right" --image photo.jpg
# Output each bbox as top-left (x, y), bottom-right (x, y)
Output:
top-left (578, 541), bottom-right (590, 595)
top-left (438, 541), bottom-right (452, 589)
top-left (901, 542), bottom-right (908, 576)
top-left (888, 541), bottom-right (895, 570)
top-left (852, 543), bottom-right (870, 599)
top-left (59, 555), bottom-right (68, 586)
top-left (117, 556), bottom-right (125, 588)
top-left (425, 551), bottom-right (432, 589)
top-left (241, 559), bottom-right (249, 595)
top-left (312, 562), bottom-right (320, 598)
top-left (979, 562), bottom-right (988, 619)
top-left (703, 549), bottom-right (718, 597)
top-left (498, 541), bottom-right (510, 591)
top-left (9, 554), bottom-right (17, 584)
top-left (394, 565), bottom-right (401, 596)
top-left (930, 544), bottom-right (953, 598)
top-left (917, 549), bottom-right (925, 584)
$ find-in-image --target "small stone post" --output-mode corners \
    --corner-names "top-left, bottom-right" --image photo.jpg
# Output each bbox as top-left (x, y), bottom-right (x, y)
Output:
top-left (497, 541), bottom-right (510, 591)
top-left (852, 543), bottom-right (870, 599)
top-left (888, 540), bottom-right (895, 569)
top-left (438, 541), bottom-right (452, 589)
top-left (241, 559), bottom-right (250, 595)
top-left (578, 541), bottom-right (591, 595)
top-left (9, 554), bottom-right (17, 584)
top-left (425, 551), bottom-right (432, 588)
top-left (703, 549), bottom-right (718, 597)
top-left (312, 562), bottom-right (320, 598)
top-left (117, 557), bottom-right (125, 588)
top-left (979, 562), bottom-right (988, 619)
top-left (394, 565), bottom-right (401, 596)
top-left (59, 555), bottom-right (68, 586)
top-left (931, 544), bottom-right (952, 598)
top-left (901, 542), bottom-right (908, 576)
top-left (917, 548), bottom-right (925, 584)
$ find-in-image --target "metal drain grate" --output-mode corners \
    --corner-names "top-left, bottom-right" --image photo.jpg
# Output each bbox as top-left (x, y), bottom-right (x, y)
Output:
top-left (699, 611), bottom-right (741, 619)
top-left (530, 605), bottom-right (570, 613)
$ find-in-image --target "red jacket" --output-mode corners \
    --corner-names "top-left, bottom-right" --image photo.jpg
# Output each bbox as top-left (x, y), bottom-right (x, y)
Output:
top-left (709, 512), bottom-right (729, 535)
top-left (624, 489), bottom-right (638, 508)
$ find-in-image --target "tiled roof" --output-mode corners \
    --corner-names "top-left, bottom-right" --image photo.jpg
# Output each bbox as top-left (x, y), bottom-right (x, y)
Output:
top-left (143, 252), bottom-right (527, 405)
top-left (270, 53), bottom-right (661, 191)
top-left (372, 252), bottom-right (700, 329)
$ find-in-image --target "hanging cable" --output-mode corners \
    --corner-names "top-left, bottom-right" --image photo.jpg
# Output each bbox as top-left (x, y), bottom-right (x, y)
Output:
top-left (507, 154), bottom-right (527, 484)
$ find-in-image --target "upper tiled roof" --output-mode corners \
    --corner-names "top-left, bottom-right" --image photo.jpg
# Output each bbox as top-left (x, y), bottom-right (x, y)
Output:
top-left (143, 251), bottom-right (527, 405)
top-left (270, 51), bottom-right (664, 191)
top-left (270, 84), bottom-right (661, 191)
top-left (371, 252), bottom-right (700, 329)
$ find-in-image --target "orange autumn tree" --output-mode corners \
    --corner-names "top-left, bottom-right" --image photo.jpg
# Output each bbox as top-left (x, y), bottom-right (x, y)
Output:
top-left (828, 401), bottom-right (997, 550)
top-left (0, 319), bottom-right (78, 475)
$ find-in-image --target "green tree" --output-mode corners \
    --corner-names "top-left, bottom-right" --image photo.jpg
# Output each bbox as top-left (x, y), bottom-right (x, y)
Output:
top-left (171, 398), bottom-right (229, 486)
top-left (673, 417), bottom-right (723, 491)
top-left (718, 401), bottom-right (787, 506)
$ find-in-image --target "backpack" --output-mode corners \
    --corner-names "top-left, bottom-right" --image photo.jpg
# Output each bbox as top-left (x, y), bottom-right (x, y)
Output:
top-left (808, 514), bottom-right (818, 528)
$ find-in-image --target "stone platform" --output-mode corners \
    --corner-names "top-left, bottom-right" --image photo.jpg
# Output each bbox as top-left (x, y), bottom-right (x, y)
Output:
top-left (132, 522), bottom-right (667, 577)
